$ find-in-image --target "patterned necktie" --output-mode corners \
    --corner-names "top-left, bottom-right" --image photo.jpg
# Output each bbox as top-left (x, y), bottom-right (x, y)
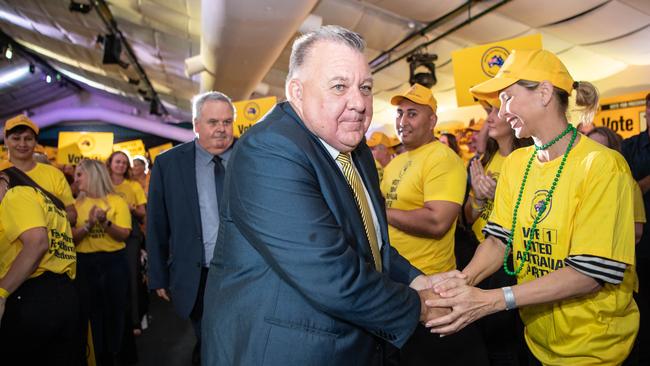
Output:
top-left (336, 153), bottom-right (382, 272)
top-left (212, 155), bottom-right (225, 204)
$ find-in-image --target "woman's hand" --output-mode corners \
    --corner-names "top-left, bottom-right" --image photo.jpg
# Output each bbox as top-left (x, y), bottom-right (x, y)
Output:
top-left (470, 159), bottom-right (497, 201)
top-left (424, 286), bottom-right (503, 336)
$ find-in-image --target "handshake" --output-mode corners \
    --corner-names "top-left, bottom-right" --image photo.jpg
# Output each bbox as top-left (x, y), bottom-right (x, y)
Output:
top-left (408, 271), bottom-right (497, 336)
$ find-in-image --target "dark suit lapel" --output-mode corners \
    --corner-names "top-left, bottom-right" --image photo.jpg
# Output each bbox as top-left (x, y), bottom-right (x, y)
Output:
top-left (179, 142), bottom-right (203, 238)
top-left (278, 103), bottom-right (378, 263)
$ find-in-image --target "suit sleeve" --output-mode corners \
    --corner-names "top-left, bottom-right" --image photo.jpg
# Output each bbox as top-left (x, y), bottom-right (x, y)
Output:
top-left (229, 133), bottom-right (421, 347)
top-left (146, 157), bottom-right (171, 290)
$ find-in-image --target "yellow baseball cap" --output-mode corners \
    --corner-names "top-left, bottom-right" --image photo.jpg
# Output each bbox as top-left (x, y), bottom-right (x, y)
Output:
top-left (4, 114), bottom-right (39, 135)
top-left (391, 83), bottom-right (437, 113)
top-left (478, 97), bottom-right (501, 109)
top-left (470, 49), bottom-right (574, 100)
top-left (367, 131), bottom-right (400, 147)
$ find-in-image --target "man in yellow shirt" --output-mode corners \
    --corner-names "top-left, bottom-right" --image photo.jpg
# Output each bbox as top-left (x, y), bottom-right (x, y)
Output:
top-left (3, 115), bottom-right (77, 224)
top-left (381, 83), bottom-right (487, 365)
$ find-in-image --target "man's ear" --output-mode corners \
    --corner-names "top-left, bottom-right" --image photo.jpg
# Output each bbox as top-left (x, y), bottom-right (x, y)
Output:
top-left (287, 79), bottom-right (303, 102)
top-left (429, 111), bottom-right (438, 132)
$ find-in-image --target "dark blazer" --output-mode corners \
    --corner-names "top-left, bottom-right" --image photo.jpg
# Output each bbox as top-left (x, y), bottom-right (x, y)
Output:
top-left (202, 102), bottom-right (422, 366)
top-left (146, 141), bottom-right (205, 318)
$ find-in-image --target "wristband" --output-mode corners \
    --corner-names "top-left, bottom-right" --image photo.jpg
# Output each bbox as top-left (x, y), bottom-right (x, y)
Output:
top-left (470, 197), bottom-right (485, 211)
top-left (502, 286), bottom-right (517, 310)
top-left (0, 287), bottom-right (9, 299)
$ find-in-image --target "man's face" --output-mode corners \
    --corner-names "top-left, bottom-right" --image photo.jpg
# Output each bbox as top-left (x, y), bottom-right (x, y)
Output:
top-left (370, 144), bottom-right (391, 166)
top-left (291, 41), bottom-right (373, 153)
top-left (5, 129), bottom-right (37, 161)
top-left (396, 99), bottom-right (436, 151)
top-left (194, 100), bottom-right (235, 155)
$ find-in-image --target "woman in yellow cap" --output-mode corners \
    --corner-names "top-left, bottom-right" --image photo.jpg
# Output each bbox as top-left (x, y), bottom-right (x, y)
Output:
top-left (0, 164), bottom-right (82, 365)
top-left (426, 49), bottom-right (638, 365)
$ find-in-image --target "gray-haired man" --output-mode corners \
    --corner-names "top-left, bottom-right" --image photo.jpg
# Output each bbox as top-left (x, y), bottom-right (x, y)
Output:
top-left (147, 91), bottom-right (235, 365)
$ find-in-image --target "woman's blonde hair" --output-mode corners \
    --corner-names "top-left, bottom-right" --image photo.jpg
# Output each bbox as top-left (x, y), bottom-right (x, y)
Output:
top-left (517, 80), bottom-right (599, 125)
top-left (77, 159), bottom-right (115, 199)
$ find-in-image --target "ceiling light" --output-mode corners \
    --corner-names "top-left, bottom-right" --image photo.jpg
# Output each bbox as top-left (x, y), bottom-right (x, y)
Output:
top-left (407, 52), bottom-right (438, 88)
top-left (4, 46), bottom-right (12, 60)
top-left (45, 74), bottom-right (52, 83)
top-left (69, 1), bottom-right (92, 14)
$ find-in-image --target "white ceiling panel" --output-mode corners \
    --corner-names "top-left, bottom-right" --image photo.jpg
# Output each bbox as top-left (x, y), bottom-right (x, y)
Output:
top-left (620, 0), bottom-right (650, 15)
top-left (558, 46), bottom-right (628, 81)
top-left (497, 0), bottom-right (608, 27)
top-left (446, 12), bottom-right (530, 45)
top-left (586, 25), bottom-right (650, 65)
top-left (542, 1), bottom-right (650, 45)
top-left (371, 0), bottom-right (466, 23)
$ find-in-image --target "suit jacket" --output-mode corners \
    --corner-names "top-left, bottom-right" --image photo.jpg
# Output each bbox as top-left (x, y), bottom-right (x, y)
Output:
top-left (202, 102), bottom-right (422, 366)
top-left (146, 140), bottom-right (206, 318)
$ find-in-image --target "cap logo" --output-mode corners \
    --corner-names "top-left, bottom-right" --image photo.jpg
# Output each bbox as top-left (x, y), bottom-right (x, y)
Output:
top-left (481, 46), bottom-right (509, 77)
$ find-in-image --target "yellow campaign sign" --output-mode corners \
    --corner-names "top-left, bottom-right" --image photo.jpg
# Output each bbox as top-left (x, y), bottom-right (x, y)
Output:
top-left (148, 142), bottom-right (173, 163)
top-left (233, 96), bottom-right (277, 137)
top-left (594, 90), bottom-right (648, 139)
top-left (114, 139), bottom-right (146, 158)
top-left (452, 34), bottom-right (543, 107)
top-left (56, 132), bottom-right (114, 165)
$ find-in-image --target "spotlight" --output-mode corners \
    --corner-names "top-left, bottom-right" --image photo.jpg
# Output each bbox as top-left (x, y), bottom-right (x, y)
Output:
top-left (29, 63), bottom-right (35, 74)
top-left (45, 75), bottom-right (52, 83)
top-left (127, 77), bottom-right (140, 85)
top-left (69, 1), bottom-right (92, 14)
top-left (407, 52), bottom-right (437, 88)
top-left (101, 34), bottom-right (122, 65)
top-left (4, 46), bottom-right (12, 60)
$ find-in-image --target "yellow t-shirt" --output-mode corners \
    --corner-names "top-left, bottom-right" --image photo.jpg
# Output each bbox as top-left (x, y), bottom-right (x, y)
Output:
top-left (0, 186), bottom-right (76, 280)
top-left (633, 182), bottom-right (646, 223)
top-left (471, 152), bottom-right (506, 241)
top-left (113, 179), bottom-right (147, 207)
top-left (74, 194), bottom-right (132, 253)
top-left (373, 159), bottom-right (384, 183)
top-left (25, 162), bottom-right (74, 206)
top-left (381, 141), bottom-right (467, 274)
top-left (488, 136), bottom-right (638, 365)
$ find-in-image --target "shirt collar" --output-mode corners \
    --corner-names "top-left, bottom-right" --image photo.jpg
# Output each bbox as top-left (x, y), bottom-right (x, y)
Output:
top-left (195, 139), bottom-right (234, 166)
top-left (319, 138), bottom-right (341, 160)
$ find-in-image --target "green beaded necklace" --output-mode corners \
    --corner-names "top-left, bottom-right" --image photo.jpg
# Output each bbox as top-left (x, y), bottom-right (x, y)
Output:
top-left (503, 124), bottom-right (578, 276)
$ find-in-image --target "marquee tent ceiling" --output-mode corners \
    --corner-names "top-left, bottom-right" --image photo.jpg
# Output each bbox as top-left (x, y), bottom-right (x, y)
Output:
top-left (0, 0), bottom-right (648, 133)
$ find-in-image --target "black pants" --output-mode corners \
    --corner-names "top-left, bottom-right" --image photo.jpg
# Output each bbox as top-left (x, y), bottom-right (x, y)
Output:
top-left (0, 272), bottom-right (83, 366)
top-left (76, 250), bottom-right (129, 366)
top-left (636, 257), bottom-right (650, 365)
top-left (400, 322), bottom-right (489, 366)
top-left (190, 267), bottom-right (209, 340)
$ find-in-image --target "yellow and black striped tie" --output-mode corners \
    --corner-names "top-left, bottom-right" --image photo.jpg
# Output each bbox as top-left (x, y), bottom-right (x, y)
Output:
top-left (336, 153), bottom-right (382, 272)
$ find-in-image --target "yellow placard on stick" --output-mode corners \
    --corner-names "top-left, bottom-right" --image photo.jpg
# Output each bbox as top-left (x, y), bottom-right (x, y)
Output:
top-left (233, 96), bottom-right (277, 138)
top-left (593, 90), bottom-right (648, 139)
top-left (452, 34), bottom-right (543, 107)
top-left (114, 139), bottom-right (146, 158)
top-left (148, 142), bottom-right (173, 163)
top-left (56, 132), bottom-right (114, 165)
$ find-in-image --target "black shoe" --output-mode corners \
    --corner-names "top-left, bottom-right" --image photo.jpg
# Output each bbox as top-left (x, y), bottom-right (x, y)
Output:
top-left (192, 341), bottom-right (201, 365)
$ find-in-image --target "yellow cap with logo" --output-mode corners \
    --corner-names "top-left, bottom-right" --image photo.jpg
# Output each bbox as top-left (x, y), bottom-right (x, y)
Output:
top-left (390, 83), bottom-right (437, 113)
top-left (470, 49), bottom-right (574, 100)
top-left (4, 114), bottom-right (39, 135)
top-left (367, 131), bottom-right (400, 147)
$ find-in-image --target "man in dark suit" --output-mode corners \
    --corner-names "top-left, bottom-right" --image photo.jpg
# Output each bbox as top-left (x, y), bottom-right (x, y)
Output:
top-left (201, 25), bottom-right (458, 365)
top-left (147, 91), bottom-right (235, 365)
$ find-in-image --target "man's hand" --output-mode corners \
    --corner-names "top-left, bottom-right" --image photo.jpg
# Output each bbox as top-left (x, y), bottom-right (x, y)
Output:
top-left (155, 288), bottom-right (171, 301)
top-left (409, 271), bottom-right (467, 291)
top-left (418, 289), bottom-right (451, 323)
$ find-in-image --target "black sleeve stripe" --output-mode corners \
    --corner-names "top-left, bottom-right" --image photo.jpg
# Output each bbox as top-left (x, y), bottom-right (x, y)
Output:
top-left (569, 255), bottom-right (627, 271)
top-left (565, 258), bottom-right (624, 285)
top-left (482, 221), bottom-right (510, 245)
